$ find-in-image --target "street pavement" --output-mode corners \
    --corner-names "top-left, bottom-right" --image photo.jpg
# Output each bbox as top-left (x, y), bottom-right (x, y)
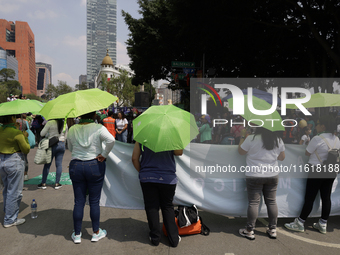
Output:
top-left (1, 147), bottom-right (340, 255)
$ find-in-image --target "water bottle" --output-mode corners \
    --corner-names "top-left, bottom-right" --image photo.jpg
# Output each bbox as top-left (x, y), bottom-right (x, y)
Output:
top-left (31, 199), bottom-right (37, 219)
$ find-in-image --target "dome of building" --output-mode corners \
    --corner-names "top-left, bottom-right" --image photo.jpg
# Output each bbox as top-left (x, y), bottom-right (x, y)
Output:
top-left (101, 49), bottom-right (114, 66)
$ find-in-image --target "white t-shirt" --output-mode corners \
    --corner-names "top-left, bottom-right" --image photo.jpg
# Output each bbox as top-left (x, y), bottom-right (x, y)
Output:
top-left (40, 120), bottom-right (68, 142)
top-left (306, 133), bottom-right (340, 165)
top-left (240, 134), bottom-right (285, 177)
top-left (300, 134), bottom-right (310, 145)
top-left (116, 118), bottom-right (128, 130)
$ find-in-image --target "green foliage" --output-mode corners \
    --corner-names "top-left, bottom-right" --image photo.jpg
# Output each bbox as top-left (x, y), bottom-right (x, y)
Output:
top-left (45, 81), bottom-right (74, 100)
top-left (24, 93), bottom-right (43, 101)
top-left (104, 70), bottom-right (138, 107)
top-left (123, 0), bottom-right (340, 92)
top-left (142, 82), bottom-right (156, 105)
top-left (0, 68), bottom-right (16, 82)
top-left (75, 82), bottom-right (89, 91)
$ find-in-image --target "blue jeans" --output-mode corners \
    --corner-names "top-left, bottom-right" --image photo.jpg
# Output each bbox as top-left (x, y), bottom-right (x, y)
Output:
top-left (116, 129), bottom-right (127, 143)
top-left (42, 141), bottom-right (65, 184)
top-left (69, 159), bottom-right (106, 235)
top-left (0, 153), bottom-right (25, 225)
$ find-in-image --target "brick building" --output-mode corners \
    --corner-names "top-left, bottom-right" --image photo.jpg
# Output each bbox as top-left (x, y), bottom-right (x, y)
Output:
top-left (0, 19), bottom-right (36, 95)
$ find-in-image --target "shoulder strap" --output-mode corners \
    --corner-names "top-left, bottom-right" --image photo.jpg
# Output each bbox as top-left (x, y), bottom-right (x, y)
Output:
top-left (315, 135), bottom-right (338, 163)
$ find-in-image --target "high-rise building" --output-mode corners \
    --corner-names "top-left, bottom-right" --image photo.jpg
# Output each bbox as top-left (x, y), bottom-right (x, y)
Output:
top-left (36, 62), bottom-right (52, 97)
top-left (79, 74), bottom-right (87, 84)
top-left (86, 0), bottom-right (117, 88)
top-left (0, 47), bottom-right (19, 81)
top-left (0, 19), bottom-right (36, 95)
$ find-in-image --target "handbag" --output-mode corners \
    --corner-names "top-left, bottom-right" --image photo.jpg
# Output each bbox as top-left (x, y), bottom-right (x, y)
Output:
top-left (34, 138), bottom-right (52, 165)
top-left (25, 122), bottom-right (35, 148)
top-left (49, 136), bottom-right (59, 147)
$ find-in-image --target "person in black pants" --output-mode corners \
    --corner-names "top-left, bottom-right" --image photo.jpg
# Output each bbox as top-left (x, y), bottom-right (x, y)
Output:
top-left (285, 115), bottom-right (340, 234)
top-left (132, 142), bottom-right (182, 247)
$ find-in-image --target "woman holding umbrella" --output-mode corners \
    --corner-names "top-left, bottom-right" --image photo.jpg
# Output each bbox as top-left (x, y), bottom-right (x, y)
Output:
top-left (131, 105), bottom-right (198, 247)
top-left (238, 127), bottom-right (285, 240)
top-left (132, 142), bottom-right (183, 247)
top-left (67, 111), bottom-right (115, 244)
top-left (0, 115), bottom-right (30, 227)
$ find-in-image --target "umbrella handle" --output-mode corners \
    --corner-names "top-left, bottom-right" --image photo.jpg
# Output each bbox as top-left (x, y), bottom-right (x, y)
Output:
top-left (63, 108), bottom-right (75, 132)
top-left (141, 139), bottom-right (147, 152)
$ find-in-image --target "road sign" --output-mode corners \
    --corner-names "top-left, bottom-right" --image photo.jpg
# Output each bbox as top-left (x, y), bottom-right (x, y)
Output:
top-left (171, 61), bottom-right (195, 68)
top-left (183, 68), bottom-right (195, 74)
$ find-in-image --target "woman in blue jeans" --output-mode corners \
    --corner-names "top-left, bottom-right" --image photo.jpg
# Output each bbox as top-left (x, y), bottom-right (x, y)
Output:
top-left (38, 119), bottom-right (67, 190)
top-left (0, 114), bottom-right (30, 228)
top-left (115, 112), bottom-right (128, 143)
top-left (67, 111), bottom-right (115, 244)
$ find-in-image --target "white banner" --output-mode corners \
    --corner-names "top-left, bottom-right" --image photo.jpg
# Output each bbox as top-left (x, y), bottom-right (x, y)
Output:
top-left (100, 142), bottom-right (340, 217)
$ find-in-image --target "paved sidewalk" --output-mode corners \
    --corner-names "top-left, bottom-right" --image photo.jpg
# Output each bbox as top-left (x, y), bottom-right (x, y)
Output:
top-left (1, 147), bottom-right (340, 255)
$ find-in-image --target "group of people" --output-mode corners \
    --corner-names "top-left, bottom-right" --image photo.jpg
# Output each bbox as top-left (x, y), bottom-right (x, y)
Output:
top-left (1, 109), bottom-right (340, 246)
top-left (237, 114), bottom-right (340, 240)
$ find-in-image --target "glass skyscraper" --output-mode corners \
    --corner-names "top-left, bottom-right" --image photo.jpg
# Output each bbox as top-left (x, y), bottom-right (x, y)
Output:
top-left (86, 0), bottom-right (117, 88)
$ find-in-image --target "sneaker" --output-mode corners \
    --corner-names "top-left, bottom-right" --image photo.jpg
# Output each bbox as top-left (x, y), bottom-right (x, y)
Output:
top-left (4, 218), bottom-right (26, 228)
top-left (24, 175), bottom-right (29, 181)
top-left (71, 232), bottom-right (82, 244)
top-left (37, 183), bottom-right (46, 190)
top-left (91, 228), bottom-right (107, 242)
top-left (55, 183), bottom-right (62, 190)
top-left (313, 221), bottom-right (327, 234)
top-left (284, 218), bottom-right (304, 232)
top-left (239, 228), bottom-right (255, 240)
top-left (266, 228), bottom-right (277, 239)
top-left (149, 236), bottom-right (160, 246)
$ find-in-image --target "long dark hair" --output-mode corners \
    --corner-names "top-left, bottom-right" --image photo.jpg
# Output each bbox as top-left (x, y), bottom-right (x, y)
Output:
top-left (252, 127), bottom-right (282, 150)
top-left (53, 119), bottom-right (64, 134)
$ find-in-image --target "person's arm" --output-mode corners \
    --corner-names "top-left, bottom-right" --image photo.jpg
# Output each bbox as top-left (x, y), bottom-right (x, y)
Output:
top-left (277, 151), bottom-right (285, 161)
top-left (98, 127), bottom-right (115, 161)
top-left (174, 149), bottom-right (183, 156)
top-left (305, 150), bottom-right (311, 156)
top-left (132, 142), bottom-right (141, 172)
top-left (15, 133), bottom-right (30, 154)
top-left (40, 121), bottom-right (50, 137)
top-left (238, 129), bottom-right (248, 155)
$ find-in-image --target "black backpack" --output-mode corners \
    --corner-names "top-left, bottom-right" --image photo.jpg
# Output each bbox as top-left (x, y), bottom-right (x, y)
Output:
top-left (316, 135), bottom-right (340, 167)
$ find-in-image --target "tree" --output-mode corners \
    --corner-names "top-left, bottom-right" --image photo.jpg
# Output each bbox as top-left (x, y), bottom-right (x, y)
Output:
top-left (75, 82), bottom-right (89, 91)
top-left (24, 93), bottom-right (43, 101)
top-left (103, 70), bottom-right (139, 107)
top-left (0, 68), bottom-right (16, 82)
top-left (123, 0), bottom-right (340, 93)
top-left (45, 81), bottom-right (73, 100)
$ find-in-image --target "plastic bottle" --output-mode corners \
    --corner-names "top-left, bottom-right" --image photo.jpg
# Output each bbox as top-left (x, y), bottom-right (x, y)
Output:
top-left (31, 199), bottom-right (37, 219)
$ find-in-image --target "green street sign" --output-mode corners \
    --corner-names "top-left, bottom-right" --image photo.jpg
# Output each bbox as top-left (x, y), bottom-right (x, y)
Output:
top-left (171, 61), bottom-right (195, 68)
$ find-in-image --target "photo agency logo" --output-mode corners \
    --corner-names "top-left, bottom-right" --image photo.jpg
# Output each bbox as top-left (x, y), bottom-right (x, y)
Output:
top-left (198, 81), bottom-right (312, 129)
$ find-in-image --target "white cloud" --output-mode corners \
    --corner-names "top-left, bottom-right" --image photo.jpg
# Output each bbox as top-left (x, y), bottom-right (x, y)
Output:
top-left (117, 41), bottom-right (130, 65)
top-left (0, 3), bottom-right (21, 13)
top-left (53, 73), bottom-right (78, 88)
top-left (27, 10), bottom-right (58, 20)
top-left (35, 52), bottom-right (55, 66)
top-left (63, 35), bottom-right (86, 50)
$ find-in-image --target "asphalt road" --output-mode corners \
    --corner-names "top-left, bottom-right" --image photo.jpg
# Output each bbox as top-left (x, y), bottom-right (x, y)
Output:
top-left (1, 147), bottom-right (340, 255)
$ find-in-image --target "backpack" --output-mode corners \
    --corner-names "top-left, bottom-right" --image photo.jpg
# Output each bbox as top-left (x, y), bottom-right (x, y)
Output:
top-left (316, 135), bottom-right (340, 167)
top-left (32, 118), bottom-right (41, 129)
top-left (162, 205), bottom-right (210, 236)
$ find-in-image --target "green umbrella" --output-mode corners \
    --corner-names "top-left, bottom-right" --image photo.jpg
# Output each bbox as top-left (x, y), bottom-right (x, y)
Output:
top-left (30, 100), bottom-right (46, 115)
top-left (286, 93), bottom-right (340, 109)
top-left (133, 105), bottom-right (199, 152)
top-left (228, 95), bottom-right (284, 131)
top-left (39, 88), bottom-right (118, 120)
top-left (0, 99), bottom-right (44, 116)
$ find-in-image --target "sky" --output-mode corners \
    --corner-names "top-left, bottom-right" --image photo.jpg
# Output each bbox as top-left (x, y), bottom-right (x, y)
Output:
top-left (0, 0), bottom-right (141, 87)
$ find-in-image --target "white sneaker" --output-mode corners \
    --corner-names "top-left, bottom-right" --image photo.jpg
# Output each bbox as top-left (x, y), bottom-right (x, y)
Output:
top-left (4, 218), bottom-right (26, 228)
top-left (313, 221), bottom-right (327, 234)
top-left (71, 232), bottom-right (82, 244)
top-left (239, 228), bottom-right (255, 240)
top-left (284, 218), bottom-right (305, 232)
top-left (91, 228), bottom-right (107, 242)
top-left (267, 228), bottom-right (277, 239)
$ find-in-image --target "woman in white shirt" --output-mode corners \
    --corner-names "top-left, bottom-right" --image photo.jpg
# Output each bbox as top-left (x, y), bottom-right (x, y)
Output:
top-left (238, 127), bottom-right (285, 240)
top-left (285, 115), bottom-right (340, 234)
top-left (115, 112), bottom-right (128, 143)
top-left (67, 111), bottom-right (115, 244)
top-left (37, 119), bottom-right (67, 190)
